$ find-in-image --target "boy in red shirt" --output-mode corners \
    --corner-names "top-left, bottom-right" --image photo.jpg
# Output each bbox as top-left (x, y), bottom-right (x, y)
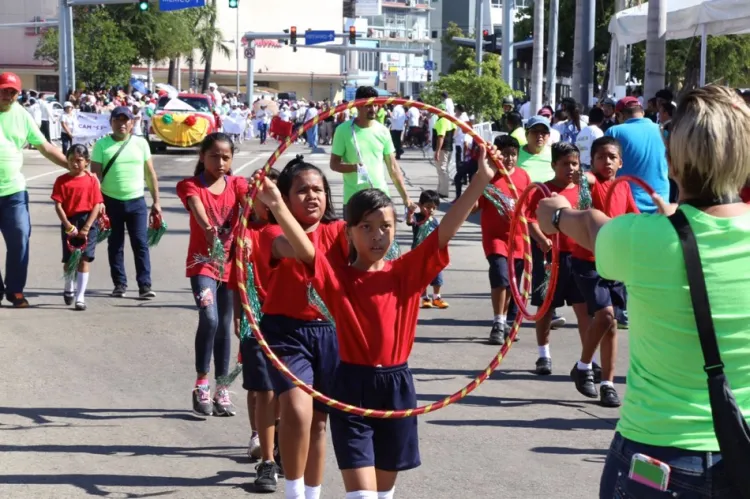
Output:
top-left (569, 136), bottom-right (638, 408)
top-left (527, 142), bottom-right (592, 377)
top-left (51, 144), bottom-right (103, 311)
top-left (474, 135), bottom-right (530, 345)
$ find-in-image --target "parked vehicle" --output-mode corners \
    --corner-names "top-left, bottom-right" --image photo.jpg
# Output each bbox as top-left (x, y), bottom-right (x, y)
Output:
top-left (148, 93), bottom-right (221, 153)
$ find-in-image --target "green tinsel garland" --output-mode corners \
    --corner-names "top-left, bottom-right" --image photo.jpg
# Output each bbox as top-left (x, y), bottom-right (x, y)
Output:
top-left (483, 185), bottom-right (516, 219)
top-left (147, 220), bottom-right (168, 247)
top-left (385, 240), bottom-right (401, 261)
top-left (239, 263), bottom-right (263, 342)
top-left (578, 172), bottom-right (593, 210)
top-left (308, 284), bottom-right (336, 326)
top-left (63, 248), bottom-right (83, 281)
top-left (415, 218), bottom-right (436, 247)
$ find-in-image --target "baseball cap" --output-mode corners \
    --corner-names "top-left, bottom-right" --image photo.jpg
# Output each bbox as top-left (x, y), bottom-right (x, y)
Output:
top-left (63, 101), bottom-right (73, 108)
top-left (602, 97), bottom-right (616, 107)
top-left (525, 115), bottom-right (551, 132)
top-left (0, 72), bottom-right (22, 92)
top-left (111, 106), bottom-right (134, 120)
top-left (615, 96), bottom-right (641, 113)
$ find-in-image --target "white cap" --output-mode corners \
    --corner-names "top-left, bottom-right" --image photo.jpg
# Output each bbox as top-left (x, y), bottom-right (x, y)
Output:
top-left (63, 101), bottom-right (73, 108)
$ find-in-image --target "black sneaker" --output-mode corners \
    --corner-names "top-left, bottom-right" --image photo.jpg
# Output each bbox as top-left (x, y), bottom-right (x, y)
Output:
top-left (600, 385), bottom-right (622, 408)
top-left (112, 285), bottom-right (127, 298)
top-left (138, 286), bottom-right (156, 300)
top-left (64, 291), bottom-right (75, 306)
top-left (504, 322), bottom-right (519, 343)
top-left (254, 460), bottom-right (279, 493)
top-left (570, 364), bottom-right (598, 399)
top-left (593, 362), bottom-right (602, 384)
top-left (488, 322), bottom-right (504, 345)
top-left (535, 357), bottom-right (552, 375)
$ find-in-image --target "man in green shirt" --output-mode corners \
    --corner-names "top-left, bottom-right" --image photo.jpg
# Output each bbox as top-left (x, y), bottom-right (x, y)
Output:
top-left (331, 86), bottom-right (415, 215)
top-left (432, 106), bottom-right (456, 198)
top-left (91, 106), bottom-right (161, 300)
top-left (518, 116), bottom-right (553, 183)
top-left (0, 72), bottom-right (68, 308)
top-left (506, 112), bottom-right (527, 147)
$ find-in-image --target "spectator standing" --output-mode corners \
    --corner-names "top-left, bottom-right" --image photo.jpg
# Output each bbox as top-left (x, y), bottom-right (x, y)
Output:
top-left (91, 106), bottom-right (161, 299)
top-left (389, 102), bottom-right (407, 159)
top-left (576, 107), bottom-right (605, 170)
top-left (599, 98), bottom-right (617, 133)
top-left (432, 106), bottom-right (456, 198)
top-left (60, 102), bottom-right (77, 156)
top-left (255, 104), bottom-right (271, 145)
top-left (38, 97), bottom-right (53, 143)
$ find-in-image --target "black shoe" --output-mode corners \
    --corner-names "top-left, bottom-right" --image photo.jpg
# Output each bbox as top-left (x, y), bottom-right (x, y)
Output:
top-left (112, 284), bottom-right (127, 298)
top-left (570, 364), bottom-right (598, 399)
top-left (254, 460), bottom-right (279, 493)
top-left (64, 291), bottom-right (75, 306)
top-left (600, 385), bottom-right (622, 408)
top-left (535, 357), bottom-right (552, 375)
top-left (592, 362), bottom-right (602, 384)
top-left (138, 286), bottom-right (156, 300)
top-left (488, 322), bottom-right (504, 345)
top-left (504, 322), bottom-right (519, 343)
top-left (7, 293), bottom-right (29, 308)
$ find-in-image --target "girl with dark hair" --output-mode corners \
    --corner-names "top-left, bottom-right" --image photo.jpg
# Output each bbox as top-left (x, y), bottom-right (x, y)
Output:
top-left (561, 99), bottom-right (583, 144)
top-left (254, 146), bottom-right (499, 499)
top-left (256, 155), bottom-right (346, 499)
top-left (176, 132), bottom-right (248, 418)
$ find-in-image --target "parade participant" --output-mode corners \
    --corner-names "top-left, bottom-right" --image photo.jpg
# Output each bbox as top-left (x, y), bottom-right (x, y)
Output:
top-left (536, 84), bottom-right (750, 498)
top-left (475, 135), bottom-right (531, 345)
top-left (254, 141), bottom-right (498, 499)
top-left (330, 86), bottom-right (415, 216)
top-left (0, 71), bottom-right (68, 308)
top-left (406, 190), bottom-right (448, 309)
top-left (258, 157), bottom-right (346, 499)
top-left (51, 144), bottom-right (103, 311)
top-left (568, 136), bottom-right (638, 407)
top-left (176, 133), bottom-right (248, 418)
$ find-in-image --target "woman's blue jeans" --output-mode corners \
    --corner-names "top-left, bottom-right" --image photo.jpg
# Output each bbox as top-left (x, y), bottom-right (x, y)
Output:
top-left (0, 191), bottom-right (31, 297)
top-left (190, 275), bottom-right (233, 379)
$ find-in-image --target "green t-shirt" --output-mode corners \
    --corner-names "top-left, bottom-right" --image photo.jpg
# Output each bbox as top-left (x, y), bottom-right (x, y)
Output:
top-left (92, 135), bottom-right (152, 201)
top-left (510, 126), bottom-right (527, 147)
top-left (596, 205), bottom-right (750, 451)
top-left (376, 108), bottom-right (387, 124)
top-left (0, 103), bottom-right (46, 197)
top-left (517, 145), bottom-right (552, 183)
top-left (433, 117), bottom-right (456, 150)
top-left (331, 120), bottom-right (394, 203)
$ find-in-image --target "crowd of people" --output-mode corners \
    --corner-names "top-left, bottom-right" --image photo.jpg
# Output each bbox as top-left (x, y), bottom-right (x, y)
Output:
top-left (3, 67), bottom-right (750, 498)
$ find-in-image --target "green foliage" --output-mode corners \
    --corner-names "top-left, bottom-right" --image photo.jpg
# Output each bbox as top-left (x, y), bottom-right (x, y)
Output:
top-left (107, 6), bottom-right (197, 63)
top-left (34, 8), bottom-right (138, 90)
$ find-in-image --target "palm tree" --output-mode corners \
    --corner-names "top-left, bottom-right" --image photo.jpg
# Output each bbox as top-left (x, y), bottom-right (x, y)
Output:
top-left (194, 0), bottom-right (231, 93)
top-left (572, 0), bottom-right (582, 99)
top-left (644, 0), bottom-right (666, 98)
top-left (530, 0), bottom-right (545, 112)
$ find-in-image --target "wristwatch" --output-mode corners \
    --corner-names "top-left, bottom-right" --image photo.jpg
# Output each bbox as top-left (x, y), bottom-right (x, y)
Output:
top-left (552, 208), bottom-right (566, 232)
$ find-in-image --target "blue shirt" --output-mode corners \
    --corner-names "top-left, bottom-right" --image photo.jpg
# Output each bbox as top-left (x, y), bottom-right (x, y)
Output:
top-left (605, 117), bottom-right (668, 213)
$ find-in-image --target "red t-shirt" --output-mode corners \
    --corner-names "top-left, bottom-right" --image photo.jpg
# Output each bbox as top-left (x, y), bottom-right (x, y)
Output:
top-left (176, 174), bottom-right (249, 282)
top-left (741, 186), bottom-right (750, 204)
top-left (571, 177), bottom-right (639, 262)
top-left (228, 221), bottom-right (273, 303)
top-left (477, 168), bottom-right (531, 259)
top-left (50, 172), bottom-right (104, 217)
top-left (527, 181), bottom-right (580, 253)
top-left (261, 220), bottom-right (349, 321)
top-left (307, 230), bottom-right (450, 366)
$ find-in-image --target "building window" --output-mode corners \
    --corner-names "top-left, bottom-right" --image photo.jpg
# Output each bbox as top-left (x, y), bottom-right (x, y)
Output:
top-left (491, 0), bottom-right (502, 6)
top-left (432, 30), bottom-right (438, 39)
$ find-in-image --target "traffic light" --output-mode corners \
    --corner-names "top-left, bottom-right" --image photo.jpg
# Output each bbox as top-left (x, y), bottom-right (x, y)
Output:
top-left (483, 29), bottom-right (497, 51)
top-left (349, 26), bottom-right (356, 45)
top-left (138, 0), bottom-right (148, 11)
top-left (290, 26), bottom-right (297, 52)
top-left (229, 0), bottom-right (238, 8)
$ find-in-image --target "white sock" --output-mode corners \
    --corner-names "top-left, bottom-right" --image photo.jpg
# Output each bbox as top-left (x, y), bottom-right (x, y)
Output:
top-left (378, 488), bottom-right (395, 499)
top-left (433, 294), bottom-right (441, 299)
top-left (345, 492), bottom-right (378, 499)
top-left (601, 380), bottom-right (614, 388)
top-left (577, 360), bottom-right (593, 371)
top-left (285, 477), bottom-right (305, 499)
top-left (64, 277), bottom-right (75, 293)
top-left (494, 314), bottom-right (506, 324)
top-left (75, 272), bottom-right (89, 303)
top-left (304, 485), bottom-right (321, 499)
top-left (538, 344), bottom-right (550, 358)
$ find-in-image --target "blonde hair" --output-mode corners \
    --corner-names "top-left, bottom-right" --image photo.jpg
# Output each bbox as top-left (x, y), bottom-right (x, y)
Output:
top-left (669, 85), bottom-right (750, 198)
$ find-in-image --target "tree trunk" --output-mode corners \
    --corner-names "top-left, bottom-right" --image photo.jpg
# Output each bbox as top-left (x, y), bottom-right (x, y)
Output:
top-left (530, 0), bottom-right (544, 113)
top-left (644, 0), bottom-right (666, 99)
top-left (572, 0), bottom-right (583, 101)
top-left (201, 0), bottom-right (217, 94)
top-left (188, 52), bottom-right (195, 91)
top-left (167, 58), bottom-right (176, 85)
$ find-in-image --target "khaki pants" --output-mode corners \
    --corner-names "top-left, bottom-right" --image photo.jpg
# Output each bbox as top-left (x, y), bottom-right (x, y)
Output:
top-left (435, 149), bottom-right (452, 197)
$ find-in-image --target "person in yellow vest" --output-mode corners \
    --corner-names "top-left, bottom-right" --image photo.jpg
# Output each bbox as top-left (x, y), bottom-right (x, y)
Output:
top-left (432, 104), bottom-right (456, 198)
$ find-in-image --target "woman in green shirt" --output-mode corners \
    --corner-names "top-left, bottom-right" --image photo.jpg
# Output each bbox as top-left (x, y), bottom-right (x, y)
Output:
top-left (537, 85), bottom-right (750, 497)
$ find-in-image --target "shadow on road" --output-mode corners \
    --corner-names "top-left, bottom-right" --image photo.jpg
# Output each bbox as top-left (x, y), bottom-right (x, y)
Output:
top-left (0, 407), bottom-right (203, 426)
top-left (427, 416), bottom-right (618, 431)
top-left (417, 392), bottom-right (587, 410)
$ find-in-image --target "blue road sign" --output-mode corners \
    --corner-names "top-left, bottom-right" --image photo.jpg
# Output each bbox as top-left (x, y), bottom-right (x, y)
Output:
top-left (424, 60), bottom-right (436, 71)
top-left (344, 86), bottom-right (357, 102)
top-left (305, 30), bottom-right (335, 46)
top-left (159, 0), bottom-right (206, 11)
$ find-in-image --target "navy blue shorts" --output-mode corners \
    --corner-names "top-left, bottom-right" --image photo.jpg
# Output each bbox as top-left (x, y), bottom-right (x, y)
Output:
top-left (571, 257), bottom-right (626, 316)
top-left (260, 314), bottom-right (339, 414)
top-left (60, 212), bottom-right (98, 263)
top-left (429, 271), bottom-right (443, 288)
top-left (532, 251), bottom-right (584, 308)
top-left (330, 362), bottom-right (420, 472)
top-left (241, 336), bottom-right (273, 392)
top-left (487, 254), bottom-right (523, 290)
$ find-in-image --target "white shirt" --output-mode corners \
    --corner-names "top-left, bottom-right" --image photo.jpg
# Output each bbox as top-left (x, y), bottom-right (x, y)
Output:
top-left (390, 105), bottom-right (406, 131)
top-left (547, 128), bottom-right (561, 145)
top-left (454, 111), bottom-right (469, 148)
top-left (304, 107), bottom-right (318, 121)
top-left (279, 109), bottom-right (291, 122)
top-left (133, 113), bottom-right (143, 136)
top-left (575, 124), bottom-right (604, 166)
top-left (520, 101), bottom-right (532, 120)
top-left (443, 97), bottom-right (455, 116)
top-left (256, 109), bottom-right (271, 124)
top-left (27, 104), bottom-right (42, 127)
top-left (407, 107), bottom-right (420, 127)
top-left (61, 112), bottom-right (77, 135)
top-left (39, 99), bottom-right (52, 121)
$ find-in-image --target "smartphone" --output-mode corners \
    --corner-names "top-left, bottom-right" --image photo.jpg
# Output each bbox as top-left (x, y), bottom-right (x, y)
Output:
top-left (629, 453), bottom-right (671, 492)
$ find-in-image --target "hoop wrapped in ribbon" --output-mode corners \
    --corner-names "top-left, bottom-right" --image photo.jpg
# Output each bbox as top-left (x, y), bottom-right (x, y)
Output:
top-left (147, 213), bottom-right (168, 248)
top-left (234, 97), bottom-right (534, 418)
top-left (64, 236), bottom-right (87, 281)
top-left (604, 175), bottom-right (655, 217)
top-left (95, 212), bottom-right (112, 243)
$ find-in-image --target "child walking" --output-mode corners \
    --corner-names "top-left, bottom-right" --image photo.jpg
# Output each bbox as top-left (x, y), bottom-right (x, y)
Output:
top-left (255, 144), bottom-right (499, 499)
top-left (51, 144), bottom-right (103, 311)
top-left (257, 157), bottom-right (347, 499)
top-left (176, 133), bottom-right (248, 418)
top-left (406, 190), bottom-right (448, 309)
top-left (569, 136), bottom-right (638, 407)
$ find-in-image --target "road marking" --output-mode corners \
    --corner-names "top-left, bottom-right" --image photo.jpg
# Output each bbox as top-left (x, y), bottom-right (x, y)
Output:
top-left (234, 157), bottom-right (261, 174)
top-left (26, 169), bottom-right (65, 182)
top-left (175, 157), bottom-right (194, 163)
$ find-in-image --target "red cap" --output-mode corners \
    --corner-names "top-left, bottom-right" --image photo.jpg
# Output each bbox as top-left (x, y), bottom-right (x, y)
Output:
top-left (0, 72), bottom-right (22, 92)
top-left (615, 96), bottom-right (641, 113)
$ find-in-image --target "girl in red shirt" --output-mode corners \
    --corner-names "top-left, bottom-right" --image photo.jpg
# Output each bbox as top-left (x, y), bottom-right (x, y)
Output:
top-left (51, 144), bottom-right (103, 311)
top-left (176, 133), bottom-right (248, 419)
top-left (258, 157), bottom-right (347, 499)
top-left (255, 146), bottom-right (498, 499)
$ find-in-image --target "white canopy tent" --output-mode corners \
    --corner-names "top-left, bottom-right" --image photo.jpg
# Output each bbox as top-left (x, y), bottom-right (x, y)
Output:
top-left (608, 0), bottom-right (750, 90)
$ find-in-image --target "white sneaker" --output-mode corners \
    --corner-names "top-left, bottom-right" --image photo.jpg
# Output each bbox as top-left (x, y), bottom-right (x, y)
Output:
top-left (247, 433), bottom-right (261, 460)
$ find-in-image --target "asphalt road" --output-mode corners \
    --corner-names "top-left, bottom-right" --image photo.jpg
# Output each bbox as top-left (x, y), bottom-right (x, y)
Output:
top-left (0, 139), bottom-right (627, 498)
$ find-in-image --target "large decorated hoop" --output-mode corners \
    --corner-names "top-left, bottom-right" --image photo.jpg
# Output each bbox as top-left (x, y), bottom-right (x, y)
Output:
top-left (604, 175), bottom-right (655, 217)
top-left (235, 97), bottom-right (534, 418)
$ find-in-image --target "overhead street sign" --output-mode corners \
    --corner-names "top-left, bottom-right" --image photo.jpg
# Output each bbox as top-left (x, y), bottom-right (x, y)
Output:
top-left (305, 30), bottom-right (335, 46)
top-left (244, 47), bottom-right (256, 59)
top-left (159, 0), bottom-right (206, 12)
top-left (424, 60), bottom-right (436, 71)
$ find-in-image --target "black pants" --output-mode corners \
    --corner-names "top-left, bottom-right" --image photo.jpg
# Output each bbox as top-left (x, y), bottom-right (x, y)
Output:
top-left (40, 120), bottom-right (51, 143)
top-left (61, 133), bottom-right (73, 156)
top-left (391, 130), bottom-right (403, 159)
top-left (454, 160), bottom-right (477, 199)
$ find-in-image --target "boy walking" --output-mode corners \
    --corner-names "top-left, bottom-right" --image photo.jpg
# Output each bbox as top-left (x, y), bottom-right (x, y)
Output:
top-left (407, 190), bottom-right (449, 309)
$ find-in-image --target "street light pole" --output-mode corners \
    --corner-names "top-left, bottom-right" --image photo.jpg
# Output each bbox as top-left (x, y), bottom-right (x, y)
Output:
top-left (236, 7), bottom-right (240, 93)
top-left (474, 0), bottom-right (483, 75)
